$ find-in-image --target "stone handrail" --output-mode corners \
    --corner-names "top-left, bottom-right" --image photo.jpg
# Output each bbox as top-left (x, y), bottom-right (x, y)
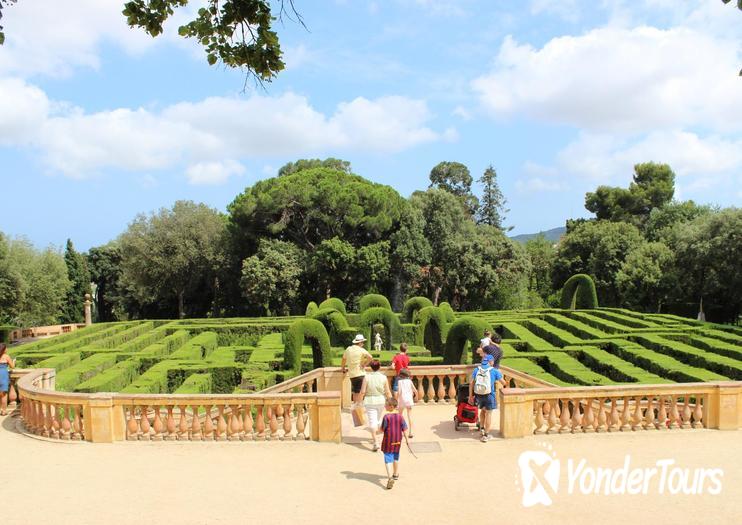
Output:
top-left (15, 368), bottom-right (341, 443)
top-left (499, 381), bottom-right (742, 438)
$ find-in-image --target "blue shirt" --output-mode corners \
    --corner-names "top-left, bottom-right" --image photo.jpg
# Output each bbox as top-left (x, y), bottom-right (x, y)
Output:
top-left (470, 365), bottom-right (503, 390)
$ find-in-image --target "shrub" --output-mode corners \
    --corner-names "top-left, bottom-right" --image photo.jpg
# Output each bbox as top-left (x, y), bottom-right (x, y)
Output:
top-left (283, 319), bottom-right (332, 374)
top-left (439, 302), bottom-right (455, 323)
top-left (359, 293), bottom-right (392, 313)
top-left (74, 359), bottom-right (141, 393)
top-left (318, 297), bottom-right (346, 315)
top-left (305, 301), bottom-right (319, 317)
top-left (311, 307), bottom-right (351, 345)
top-left (55, 353), bottom-right (119, 391)
top-left (560, 274), bottom-right (599, 309)
top-left (414, 306), bottom-right (448, 356)
top-left (174, 373), bottom-right (212, 394)
top-left (401, 296), bottom-right (433, 323)
top-left (359, 307), bottom-right (402, 349)
top-left (443, 317), bottom-right (491, 364)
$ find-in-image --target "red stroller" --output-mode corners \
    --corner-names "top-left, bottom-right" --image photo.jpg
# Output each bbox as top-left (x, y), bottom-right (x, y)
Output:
top-left (454, 383), bottom-right (480, 431)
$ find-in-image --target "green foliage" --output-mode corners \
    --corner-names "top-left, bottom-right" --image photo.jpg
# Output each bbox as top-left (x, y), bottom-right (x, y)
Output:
top-left (87, 242), bottom-right (127, 322)
top-left (359, 293), bottom-right (391, 313)
top-left (278, 158), bottom-right (352, 177)
top-left (240, 239), bottom-right (302, 316)
top-left (318, 297), bottom-right (346, 315)
top-left (616, 242), bottom-right (674, 312)
top-left (438, 302), bottom-right (455, 323)
top-left (476, 165), bottom-right (509, 231)
top-left (283, 319), bottom-right (331, 374)
top-left (443, 317), bottom-right (491, 364)
top-left (311, 307), bottom-right (351, 345)
top-left (122, 0), bottom-right (288, 80)
top-left (359, 307), bottom-right (402, 350)
top-left (525, 235), bottom-right (555, 301)
top-left (61, 239), bottom-right (91, 324)
top-left (428, 161), bottom-right (479, 215)
top-left (414, 306), bottom-right (447, 356)
top-left (560, 274), bottom-right (599, 309)
top-left (401, 296), bottom-right (433, 323)
top-left (173, 373), bottom-right (212, 394)
top-left (305, 301), bottom-right (319, 317)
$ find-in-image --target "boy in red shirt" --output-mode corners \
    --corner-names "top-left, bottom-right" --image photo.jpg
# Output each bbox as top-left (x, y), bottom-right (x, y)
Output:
top-left (391, 343), bottom-right (411, 393)
top-left (377, 397), bottom-right (409, 489)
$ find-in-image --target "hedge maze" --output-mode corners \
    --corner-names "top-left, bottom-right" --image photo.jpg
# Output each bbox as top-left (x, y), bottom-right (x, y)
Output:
top-left (10, 292), bottom-right (742, 394)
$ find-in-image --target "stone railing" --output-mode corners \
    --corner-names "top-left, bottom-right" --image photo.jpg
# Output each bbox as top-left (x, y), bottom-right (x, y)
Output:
top-left (15, 368), bottom-right (341, 443)
top-left (500, 382), bottom-right (742, 438)
top-left (263, 364), bottom-right (556, 408)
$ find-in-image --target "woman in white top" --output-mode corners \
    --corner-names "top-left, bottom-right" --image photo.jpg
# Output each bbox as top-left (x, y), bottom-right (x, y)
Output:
top-left (395, 368), bottom-right (418, 438)
top-left (360, 360), bottom-right (391, 451)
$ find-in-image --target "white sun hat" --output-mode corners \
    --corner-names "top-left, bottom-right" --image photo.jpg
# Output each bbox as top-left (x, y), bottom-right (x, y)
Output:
top-left (352, 334), bottom-right (367, 344)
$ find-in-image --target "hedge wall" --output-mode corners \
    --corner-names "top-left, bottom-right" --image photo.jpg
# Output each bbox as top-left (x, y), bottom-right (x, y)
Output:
top-left (439, 302), bottom-right (455, 323)
top-left (359, 307), bottom-right (402, 349)
top-left (560, 274), bottom-right (599, 309)
top-left (443, 317), bottom-right (491, 364)
top-left (283, 319), bottom-right (332, 374)
top-left (359, 294), bottom-right (392, 313)
top-left (402, 296), bottom-right (433, 323)
top-left (305, 301), bottom-right (319, 317)
top-left (414, 306), bottom-right (448, 356)
top-left (318, 297), bottom-right (346, 315)
top-left (311, 307), bottom-right (351, 346)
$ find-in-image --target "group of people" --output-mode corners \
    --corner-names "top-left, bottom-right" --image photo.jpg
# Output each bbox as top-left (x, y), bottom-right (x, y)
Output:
top-left (340, 329), bottom-right (506, 488)
top-left (0, 343), bottom-right (16, 416)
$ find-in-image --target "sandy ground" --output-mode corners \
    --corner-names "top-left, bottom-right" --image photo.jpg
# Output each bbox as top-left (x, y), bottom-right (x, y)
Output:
top-left (2, 404), bottom-right (740, 525)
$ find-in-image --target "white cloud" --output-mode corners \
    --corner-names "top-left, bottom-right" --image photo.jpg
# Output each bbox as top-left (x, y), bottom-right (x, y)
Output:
top-left (0, 82), bottom-right (447, 179)
top-left (516, 162), bottom-right (566, 193)
top-left (530, 0), bottom-right (579, 22)
top-left (472, 26), bottom-right (742, 133)
top-left (452, 106), bottom-right (472, 120)
top-left (186, 160), bottom-right (245, 185)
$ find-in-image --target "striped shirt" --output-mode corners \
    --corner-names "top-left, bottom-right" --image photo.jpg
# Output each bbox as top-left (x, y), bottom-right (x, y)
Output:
top-left (380, 413), bottom-right (407, 453)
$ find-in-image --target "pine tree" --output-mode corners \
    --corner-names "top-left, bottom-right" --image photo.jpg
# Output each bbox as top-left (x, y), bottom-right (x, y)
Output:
top-left (61, 239), bottom-right (91, 323)
top-left (477, 165), bottom-right (511, 231)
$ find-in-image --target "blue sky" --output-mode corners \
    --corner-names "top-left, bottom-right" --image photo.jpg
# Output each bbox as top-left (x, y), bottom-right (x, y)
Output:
top-left (0, 0), bottom-right (740, 251)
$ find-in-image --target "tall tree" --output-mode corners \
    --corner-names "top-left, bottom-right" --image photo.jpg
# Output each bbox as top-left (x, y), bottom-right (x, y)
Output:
top-left (87, 243), bottom-right (127, 322)
top-left (524, 234), bottom-right (556, 301)
top-left (278, 158), bottom-right (352, 177)
top-left (428, 161), bottom-right (479, 216)
top-left (119, 200), bottom-right (226, 319)
top-left (240, 239), bottom-right (302, 316)
top-left (476, 165), bottom-right (510, 231)
top-left (61, 239), bottom-right (91, 324)
top-left (616, 242), bottom-right (675, 312)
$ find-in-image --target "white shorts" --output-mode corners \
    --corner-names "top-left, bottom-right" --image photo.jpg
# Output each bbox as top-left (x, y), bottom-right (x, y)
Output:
top-left (398, 397), bottom-right (414, 409)
top-left (365, 404), bottom-right (384, 430)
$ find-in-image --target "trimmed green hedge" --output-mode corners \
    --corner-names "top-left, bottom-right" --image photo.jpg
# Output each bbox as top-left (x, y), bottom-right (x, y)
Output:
top-left (560, 274), bottom-right (599, 309)
top-left (565, 345), bottom-right (669, 384)
top-left (359, 294), bottom-right (392, 313)
top-left (402, 296), bottom-right (433, 323)
top-left (439, 302), bottom-right (455, 323)
top-left (311, 307), bottom-right (351, 345)
top-left (532, 352), bottom-right (613, 386)
top-left (170, 332), bottom-right (218, 360)
top-left (74, 359), bottom-right (141, 393)
top-left (283, 319), bottom-right (332, 374)
top-left (174, 373), bottom-right (212, 394)
top-left (414, 306), bottom-right (448, 356)
top-left (500, 322), bottom-right (553, 352)
top-left (522, 319), bottom-right (583, 347)
top-left (359, 307), bottom-right (402, 349)
top-left (318, 297), bottom-right (346, 315)
top-left (56, 353), bottom-right (120, 391)
top-left (305, 301), bottom-right (319, 317)
top-left (443, 317), bottom-right (491, 364)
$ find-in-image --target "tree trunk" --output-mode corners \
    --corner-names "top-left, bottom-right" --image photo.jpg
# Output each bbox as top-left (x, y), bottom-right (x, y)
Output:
top-left (177, 289), bottom-right (185, 319)
top-left (433, 287), bottom-right (441, 306)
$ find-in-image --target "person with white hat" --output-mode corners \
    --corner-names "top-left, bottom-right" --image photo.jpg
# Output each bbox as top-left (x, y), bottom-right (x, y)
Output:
top-left (342, 334), bottom-right (373, 405)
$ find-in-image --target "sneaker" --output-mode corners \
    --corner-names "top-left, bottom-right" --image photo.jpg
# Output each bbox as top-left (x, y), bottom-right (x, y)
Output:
top-left (372, 444), bottom-right (379, 452)
top-left (386, 478), bottom-right (395, 490)
top-left (392, 474), bottom-right (399, 480)
top-left (480, 434), bottom-right (490, 443)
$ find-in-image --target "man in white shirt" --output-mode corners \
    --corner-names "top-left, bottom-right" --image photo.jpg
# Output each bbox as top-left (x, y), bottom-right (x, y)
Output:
top-left (342, 334), bottom-right (373, 405)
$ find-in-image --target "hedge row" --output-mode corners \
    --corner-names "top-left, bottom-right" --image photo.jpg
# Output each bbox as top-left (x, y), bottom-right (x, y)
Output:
top-left (12, 322), bottom-right (114, 352)
top-left (283, 319), bottom-right (332, 374)
top-left (560, 274), bottom-right (599, 309)
top-left (173, 373), bottom-right (212, 394)
top-left (55, 353), bottom-right (120, 391)
top-left (402, 296), bottom-right (433, 323)
top-left (522, 319), bottom-right (583, 347)
top-left (74, 359), bottom-right (141, 393)
top-left (31, 352), bottom-right (82, 372)
top-left (665, 334), bottom-right (742, 361)
top-left (414, 306), bottom-right (448, 356)
top-left (499, 322), bottom-right (553, 352)
top-left (500, 357), bottom-right (567, 386)
top-left (359, 294), bottom-right (392, 313)
top-left (544, 314), bottom-right (609, 340)
top-left (16, 323), bottom-right (134, 355)
top-left (589, 309), bottom-right (659, 329)
top-left (565, 345), bottom-right (670, 384)
top-left (318, 297), bottom-right (346, 315)
top-left (443, 317), bottom-right (491, 364)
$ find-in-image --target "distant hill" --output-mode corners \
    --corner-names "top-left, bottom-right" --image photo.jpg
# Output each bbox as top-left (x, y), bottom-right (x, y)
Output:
top-left (510, 226), bottom-right (566, 244)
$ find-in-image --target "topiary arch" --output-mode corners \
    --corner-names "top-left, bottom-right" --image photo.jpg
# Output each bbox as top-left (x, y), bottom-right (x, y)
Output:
top-left (359, 307), bottom-right (402, 350)
top-left (359, 293), bottom-right (392, 313)
top-left (311, 307), bottom-right (351, 346)
top-left (439, 302), bottom-right (455, 323)
top-left (283, 319), bottom-right (332, 374)
top-left (402, 296), bottom-right (433, 323)
top-left (318, 297), bottom-right (347, 315)
top-left (443, 317), bottom-right (491, 364)
top-left (560, 274), bottom-right (599, 310)
top-left (414, 306), bottom-right (447, 356)
top-left (305, 301), bottom-right (319, 317)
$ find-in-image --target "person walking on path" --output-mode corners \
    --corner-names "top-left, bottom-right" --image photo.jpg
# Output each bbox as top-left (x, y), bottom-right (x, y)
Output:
top-left (0, 343), bottom-right (15, 416)
top-left (342, 334), bottom-right (373, 405)
top-left (391, 343), bottom-right (411, 393)
top-left (377, 397), bottom-right (409, 490)
top-left (482, 333), bottom-right (503, 369)
top-left (468, 354), bottom-right (505, 442)
top-left (360, 360), bottom-right (392, 451)
top-left (395, 368), bottom-right (418, 438)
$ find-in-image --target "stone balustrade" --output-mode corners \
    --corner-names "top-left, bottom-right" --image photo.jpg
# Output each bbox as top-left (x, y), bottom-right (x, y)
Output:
top-left (500, 382), bottom-right (742, 438)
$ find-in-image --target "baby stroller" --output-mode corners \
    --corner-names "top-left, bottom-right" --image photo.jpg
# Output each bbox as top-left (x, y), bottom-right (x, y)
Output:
top-left (454, 383), bottom-right (480, 431)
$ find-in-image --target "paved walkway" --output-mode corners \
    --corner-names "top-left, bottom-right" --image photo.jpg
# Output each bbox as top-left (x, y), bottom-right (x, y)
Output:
top-left (2, 405), bottom-right (741, 525)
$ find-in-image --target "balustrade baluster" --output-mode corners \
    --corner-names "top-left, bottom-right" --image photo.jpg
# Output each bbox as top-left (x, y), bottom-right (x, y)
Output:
top-left (415, 377), bottom-right (424, 403)
top-left (203, 405), bottom-right (214, 440)
top-left (620, 397), bottom-right (631, 431)
top-left (165, 406), bottom-right (177, 440)
top-left (607, 398), bottom-right (619, 432)
top-left (692, 396), bottom-right (704, 429)
top-left (8, 380), bottom-right (17, 407)
top-left (582, 399), bottom-right (595, 433)
top-left (632, 396), bottom-right (643, 431)
top-left (269, 405), bottom-right (279, 439)
top-left (559, 399), bottom-right (571, 433)
top-left (60, 406), bottom-right (72, 440)
top-left (216, 405), bottom-right (228, 441)
top-left (534, 400), bottom-right (545, 434)
top-left (275, 404), bottom-right (285, 419)
top-left (178, 406), bottom-right (189, 440)
top-left (243, 403), bottom-right (254, 440)
top-left (447, 375), bottom-right (456, 403)
top-left (547, 401), bottom-right (559, 434)
top-left (73, 405), bottom-right (83, 440)
top-left (595, 399), bottom-right (606, 432)
top-left (656, 396), bottom-right (667, 430)
top-left (282, 404), bottom-right (293, 440)
top-left (152, 406), bottom-right (164, 440)
top-left (42, 403), bottom-right (52, 437)
top-left (140, 405), bottom-right (151, 440)
top-left (426, 376), bottom-right (435, 404)
top-left (669, 397), bottom-right (680, 429)
top-left (190, 405), bottom-right (202, 440)
top-left (256, 405), bottom-right (266, 440)
top-left (230, 405), bottom-right (243, 441)
top-left (295, 404), bottom-right (306, 440)
top-left (126, 406), bottom-right (138, 440)
top-left (51, 404), bottom-right (62, 439)
top-left (644, 396), bottom-right (656, 430)
top-left (570, 399), bottom-right (582, 433)
top-left (436, 377), bottom-right (446, 403)
top-left (681, 397), bottom-right (692, 429)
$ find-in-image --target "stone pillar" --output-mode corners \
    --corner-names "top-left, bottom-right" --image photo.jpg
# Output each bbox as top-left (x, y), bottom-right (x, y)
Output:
top-left (311, 392), bottom-right (342, 443)
top-left (319, 368), bottom-right (351, 409)
top-left (708, 382), bottom-right (742, 430)
top-left (499, 388), bottom-right (534, 438)
top-left (83, 394), bottom-right (116, 443)
top-left (84, 293), bottom-right (92, 326)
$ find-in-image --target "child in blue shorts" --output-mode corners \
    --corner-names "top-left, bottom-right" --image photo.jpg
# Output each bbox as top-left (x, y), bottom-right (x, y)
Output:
top-left (377, 397), bottom-right (409, 490)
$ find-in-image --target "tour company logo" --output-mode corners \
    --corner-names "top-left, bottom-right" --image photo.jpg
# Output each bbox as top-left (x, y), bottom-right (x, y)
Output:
top-left (516, 442), bottom-right (724, 507)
